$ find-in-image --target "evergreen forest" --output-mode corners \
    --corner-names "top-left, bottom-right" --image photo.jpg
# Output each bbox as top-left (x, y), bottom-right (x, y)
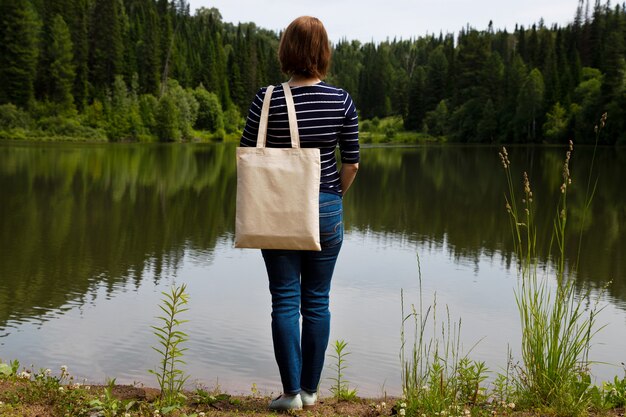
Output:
top-left (0, 0), bottom-right (625, 144)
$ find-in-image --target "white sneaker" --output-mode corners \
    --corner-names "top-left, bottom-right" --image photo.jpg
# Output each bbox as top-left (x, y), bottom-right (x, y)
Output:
top-left (269, 393), bottom-right (303, 411)
top-left (301, 390), bottom-right (318, 408)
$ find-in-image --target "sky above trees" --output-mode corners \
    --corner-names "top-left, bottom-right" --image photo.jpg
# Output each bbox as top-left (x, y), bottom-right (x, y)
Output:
top-left (188, 0), bottom-right (579, 42)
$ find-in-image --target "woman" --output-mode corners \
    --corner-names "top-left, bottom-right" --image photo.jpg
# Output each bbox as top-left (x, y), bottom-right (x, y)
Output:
top-left (240, 16), bottom-right (360, 411)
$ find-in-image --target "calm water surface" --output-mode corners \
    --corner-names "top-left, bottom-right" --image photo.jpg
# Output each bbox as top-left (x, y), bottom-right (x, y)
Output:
top-left (0, 142), bottom-right (624, 396)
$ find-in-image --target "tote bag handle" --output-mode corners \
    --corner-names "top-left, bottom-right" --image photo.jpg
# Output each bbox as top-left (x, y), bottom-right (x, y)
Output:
top-left (256, 83), bottom-right (301, 149)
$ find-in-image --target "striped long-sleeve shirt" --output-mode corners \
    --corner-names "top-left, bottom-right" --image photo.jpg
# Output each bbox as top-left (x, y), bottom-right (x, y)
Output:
top-left (240, 82), bottom-right (359, 196)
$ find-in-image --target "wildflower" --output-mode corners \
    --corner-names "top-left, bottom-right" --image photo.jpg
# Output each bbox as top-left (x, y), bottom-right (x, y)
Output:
top-left (400, 402), bottom-right (407, 408)
top-left (199, 413), bottom-right (206, 417)
top-left (508, 402), bottom-right (515, 409)
top-left (44, 368), bottom-right (52, 376)
top-left (124, 414), bottom-right (131, 417)
top-left (85, 385), bottom-right (91, 390)
top-left (381, 402), bottom-right (387, 408)
top-left (59, 387), bottom-right (64, 391)
top-left (18, 371), bottom-right (31, 379)
top-left (399, 409), bottom-right (406, 416)
top-left (73, 382), bottom-right (81, 389)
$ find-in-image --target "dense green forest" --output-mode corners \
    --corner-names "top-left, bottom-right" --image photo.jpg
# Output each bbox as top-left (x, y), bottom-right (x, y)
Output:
top-left (0, 0), bottom-right (624, 144)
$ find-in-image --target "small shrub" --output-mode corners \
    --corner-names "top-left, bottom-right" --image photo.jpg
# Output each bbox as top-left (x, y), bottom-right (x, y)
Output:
top-left (149, 284), bottom-right (190, 408)
top-left (0, 103), bottom-right (32, 130)
top-left (328, 339), bottom-right (357, 401)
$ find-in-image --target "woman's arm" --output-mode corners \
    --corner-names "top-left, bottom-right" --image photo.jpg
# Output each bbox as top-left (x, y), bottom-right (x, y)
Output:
top-left (340, 163), bottom-right (359, 195)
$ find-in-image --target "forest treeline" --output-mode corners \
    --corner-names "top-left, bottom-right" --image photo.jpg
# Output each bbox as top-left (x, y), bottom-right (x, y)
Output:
top-left (0, 0), bottom-right (624, 144)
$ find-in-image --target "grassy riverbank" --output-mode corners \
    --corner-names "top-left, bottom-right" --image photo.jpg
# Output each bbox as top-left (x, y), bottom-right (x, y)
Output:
top-left (0, 366), bottom-right (624, 417)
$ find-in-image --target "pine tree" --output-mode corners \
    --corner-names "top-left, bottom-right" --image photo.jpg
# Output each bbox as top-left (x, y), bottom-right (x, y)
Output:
top-left (515, 68), bottom-right (545, 142)
top-left (138, 3), bottom-right (161, 95)
top-left (49, 15), bottom-right (76, 112)
top-left (425, 46), bottom-right (449, 112)
top-left (70, 0), bottom-right (89, 109)
top-left (0, 0), bottom-right (41, 108)
top-left (404, 66), bottom-right (427, 130)
top-left (477, 98), bottom-right (498, 142)
top-left (89, 0), bottom-right (124, 93)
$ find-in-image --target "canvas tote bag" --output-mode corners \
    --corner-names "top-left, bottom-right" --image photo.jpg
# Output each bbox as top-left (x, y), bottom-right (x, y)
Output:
top-left (235, 83), bottom-right (321, 250)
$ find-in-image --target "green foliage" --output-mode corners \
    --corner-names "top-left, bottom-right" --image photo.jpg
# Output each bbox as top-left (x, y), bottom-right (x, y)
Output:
top-left (149, 284), bottom-right (190, 408)
top-left (194, 85), bottom-right (224, 132)
top-left (88, 378), bottom-right (125, 417)
top-left (0, 0), bottom-right (40, 107)
top-left (37, 115), bottom-right (106, 140)
top-left (48, 15), bottom-right (76, 112)
top-left (328, 339), bottom-right (358, 401)
top-left (424, 100), bottom-right (450, 137)
top-left (543, 102), bottom-right (569, 142)
top-left (0, 103), bottom-right (32, 129)
top-left (223, 104), bottom-right (243, 134)
top-left (602, 373), bottom-right (626, 408)
top-left (0, 0), bottom-right (624, 143)
top-left (138, 94), bottom-right (159, 136)
top-left (106, 75), bottom-right (145, 141)
top-left (161, 80), bottom-right (198, 141)
top-left (191, 389), bottom-right (231, 406)
top-left (400, 277), bottom-right (489, 417)
top-left (498, 123), bottom-right (605, 414)
top-left (88, 0), bottom-right (123, 92)
top-left (156, 94), bottom-right (180, 141)
top-left (0, 359), bottom-right (19, 377)
top-left (515, 68), bottom-right (545, 142)
top-left (477, 99), bottom-right (498, 142)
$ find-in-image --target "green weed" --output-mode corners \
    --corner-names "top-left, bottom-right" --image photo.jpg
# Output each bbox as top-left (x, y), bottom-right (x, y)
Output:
top-left (498, 116), bottom-right (607, 415)
top-left (400, 254), bottom-right (488, 417)
top-left (149, 283), bottom-right (191, 409)
top-left (328, 339), bottom-right (358, 401)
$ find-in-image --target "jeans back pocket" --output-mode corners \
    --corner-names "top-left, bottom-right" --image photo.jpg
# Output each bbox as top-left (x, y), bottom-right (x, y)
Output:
top-left (319, 195), bottom-right (343, 248)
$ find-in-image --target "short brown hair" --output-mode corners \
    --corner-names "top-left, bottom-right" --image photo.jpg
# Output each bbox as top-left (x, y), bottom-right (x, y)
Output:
top-left (278, 16), bottom-right (331, 79)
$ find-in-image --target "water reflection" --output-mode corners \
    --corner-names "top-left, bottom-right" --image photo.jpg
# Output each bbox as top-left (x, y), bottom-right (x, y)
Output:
top-left (0, 143), bottom-right (237, 331)
top-left (346, 145), bottom-right (625, 301)
top-left (0, 142), bottom-right (624, 395)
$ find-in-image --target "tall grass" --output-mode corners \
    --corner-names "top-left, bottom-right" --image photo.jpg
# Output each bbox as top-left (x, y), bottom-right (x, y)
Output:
top-left (400, 254), bottom-right (488, 416)
top-left (499, 118), bottom-right (607, 415)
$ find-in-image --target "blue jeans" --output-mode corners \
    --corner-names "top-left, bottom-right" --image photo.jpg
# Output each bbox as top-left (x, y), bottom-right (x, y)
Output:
top-left (262, 192), bottom-right (343, 394)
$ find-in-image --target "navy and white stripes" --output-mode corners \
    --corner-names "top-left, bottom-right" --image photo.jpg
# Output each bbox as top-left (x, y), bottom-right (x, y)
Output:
top-left (240, 82), bottom-right (359, 196)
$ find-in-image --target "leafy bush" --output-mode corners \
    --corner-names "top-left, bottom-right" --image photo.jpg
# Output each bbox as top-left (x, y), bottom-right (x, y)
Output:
top-left (37, 115), bottom-right (106, 140)
top-left (155, 95), bottom-right (180, 141)
top-left (223, 104), bottom-right (242, 134)
top-left (194, 85), bottom-right (224, 132)
top-left (165, 80), bottom-right (198, 140)
top-left (0, 103), bottom-right (32, 130)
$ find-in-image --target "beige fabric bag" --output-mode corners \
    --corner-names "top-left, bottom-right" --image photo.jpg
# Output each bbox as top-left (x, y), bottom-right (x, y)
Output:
top-left (235, 83), bottom-right (321, 250)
